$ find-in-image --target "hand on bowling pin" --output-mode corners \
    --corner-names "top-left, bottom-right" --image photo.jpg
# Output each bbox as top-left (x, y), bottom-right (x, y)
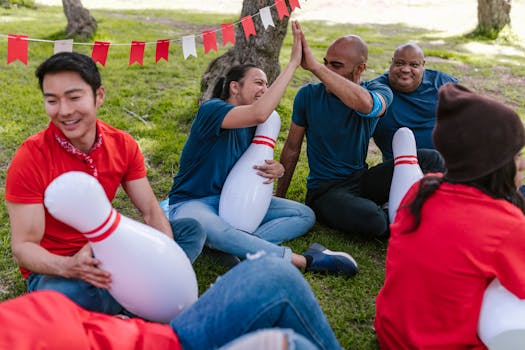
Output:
top-left (44, 171), bottom-right (198, 323)
top-left (254, 159), bottom-right (285, 184)
top-left (66, 244), bottom-right (111, 289)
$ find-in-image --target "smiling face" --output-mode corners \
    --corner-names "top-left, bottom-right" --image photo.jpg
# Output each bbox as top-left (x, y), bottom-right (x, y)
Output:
top-left (228, 68), bottom-right (268, 106)
top-left (43, 71), bottom-right (105, 153)
top-left (388, 44), bottom-right (425, 93)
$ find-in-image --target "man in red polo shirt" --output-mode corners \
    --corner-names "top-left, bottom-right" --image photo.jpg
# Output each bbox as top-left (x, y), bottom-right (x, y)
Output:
top-left (5, 52), bottom-right (205, 315)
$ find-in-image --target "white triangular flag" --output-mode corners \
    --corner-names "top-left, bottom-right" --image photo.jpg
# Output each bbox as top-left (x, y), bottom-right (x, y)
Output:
top-left (182, 35), bottom-right (197, 59)
top-left (54, 39), bottom-right (73, 54)
top-left (260, 7), bottom-right (274, 29)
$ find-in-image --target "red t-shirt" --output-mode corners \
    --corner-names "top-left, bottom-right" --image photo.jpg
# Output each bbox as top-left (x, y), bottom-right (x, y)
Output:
top-left (0, 291), bottom-right (181, 350)
top-left (5, 120), bottom-right (147, 278)
top-left (375, 175), bottom-right (525, 349)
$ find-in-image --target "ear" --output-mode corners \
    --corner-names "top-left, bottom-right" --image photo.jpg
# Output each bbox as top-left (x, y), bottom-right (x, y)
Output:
top-left (229, 81), bottom-right (240, 96)
top-left (95, 86), bottom-right (105, 108)
top-left (422, 59), bottom-right (426, 67)
top-left (356, 63), bottom-right (367, 75)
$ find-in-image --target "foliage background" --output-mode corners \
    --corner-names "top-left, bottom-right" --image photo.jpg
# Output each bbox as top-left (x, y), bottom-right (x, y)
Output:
top-left (1, 1), bottom-right (525, 348)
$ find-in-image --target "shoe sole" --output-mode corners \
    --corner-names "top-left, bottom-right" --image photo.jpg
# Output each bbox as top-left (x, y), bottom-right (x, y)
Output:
top-left (320, 248), bottom-right (358, 269)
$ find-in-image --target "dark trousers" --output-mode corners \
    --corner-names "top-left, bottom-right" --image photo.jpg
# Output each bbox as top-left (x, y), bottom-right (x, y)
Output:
top-left (306, 149), bottom-right (444, 239)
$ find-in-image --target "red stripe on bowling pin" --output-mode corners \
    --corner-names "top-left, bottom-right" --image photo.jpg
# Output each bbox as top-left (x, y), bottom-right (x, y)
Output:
top-left (83, 208), bottom-right (121, 242)
top-left (394, 155), bottom-right (419, 166)
top-left (252, 135), bottom-right (276, 149)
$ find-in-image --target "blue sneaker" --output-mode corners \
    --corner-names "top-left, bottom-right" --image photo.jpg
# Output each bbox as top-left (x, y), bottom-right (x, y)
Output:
top-left (303, 243), bottom-right (358, 276)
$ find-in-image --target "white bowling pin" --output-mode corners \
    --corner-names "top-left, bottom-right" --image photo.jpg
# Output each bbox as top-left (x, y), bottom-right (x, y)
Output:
top-left (219, 110), bottom-right (281, 233)
top-left (388, 127), bottom-right (423, 223)
top-left (44, 171), bottom-right (198, 323)
top-left (478, 278), bottom-right (525, 349)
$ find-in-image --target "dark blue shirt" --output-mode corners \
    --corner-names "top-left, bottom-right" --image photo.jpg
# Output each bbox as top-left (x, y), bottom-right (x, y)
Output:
top-left (372, 69), bottom-right (458, 160)
top-left (169, 99), bottom-right (255, 204)
top-left (292, 81), bottom-right (393, 189)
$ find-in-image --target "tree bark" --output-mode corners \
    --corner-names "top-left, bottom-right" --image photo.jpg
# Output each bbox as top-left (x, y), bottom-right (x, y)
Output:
top-left (199, 0), bottom-right (290, 103)
top-left (62, 0), bottom-right (97, 39)
top-left (476, 0), bottom-right (511, 35)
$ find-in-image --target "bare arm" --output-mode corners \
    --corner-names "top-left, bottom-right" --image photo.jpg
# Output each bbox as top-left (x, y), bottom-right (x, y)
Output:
top-left (221, 21), bottom-right (303, 129)
top-left (122, 177), bottom-right (173, 239)
top-left (7, 202), bottom-right (111, 288)
top-left (299, 24), bottom-right (387, 116)
top-left (276, 122), bottom-right (305, 197)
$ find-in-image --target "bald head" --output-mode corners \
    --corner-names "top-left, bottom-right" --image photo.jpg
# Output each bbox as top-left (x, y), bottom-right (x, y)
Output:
top-left (393, 43), bottom-right (424, 60)
top-left (324, 35), bottom-right (368, 82)
top-left (330, 35), bottom-right (368, 64)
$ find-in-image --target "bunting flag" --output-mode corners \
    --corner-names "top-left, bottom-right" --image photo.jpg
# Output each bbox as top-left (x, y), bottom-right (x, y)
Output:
top-left (0, 0), bottom-right (305, 65)
top-left (221, 23), bottom-right (235, 46)
top-left (54, 39), bottom-right (73, 54)
top-left (275, 0), bottom-right (289, 19)
top-left (7, 34), bottom-right (28, 65)
top-left (259, 7), bottom-right (275, 29)
top-left (202, 30), bottom-right (218, 54)
top-left (240, 16), bottom-right (256, 40)
top-left (129, 41), bottom-right (145, 66)
top-left (155, 39), bottom-right (170, 63)
top-left (288, 0), bottom-right (301, 11)
top-left (91, 41), bottom-right (110, 66)
top-left (182, 35), bottom-right (197, 59)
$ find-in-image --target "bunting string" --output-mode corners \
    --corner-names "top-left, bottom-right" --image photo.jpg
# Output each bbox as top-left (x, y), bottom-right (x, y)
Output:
top-left (1, 0), bottom-right (302, 66)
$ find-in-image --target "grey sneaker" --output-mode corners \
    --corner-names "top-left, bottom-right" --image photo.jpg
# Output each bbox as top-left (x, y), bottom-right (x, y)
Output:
top-left (303, 243), bottom-right (358, 276)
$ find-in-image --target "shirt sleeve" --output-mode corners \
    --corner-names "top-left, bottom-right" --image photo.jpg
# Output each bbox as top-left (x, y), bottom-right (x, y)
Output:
top-left (192, 99), bottom-right (235, 139)
top-left (5, 142), bottom-right (46, 204)
top-left (291, 86), bottom-right (308, 127)
top-left (492, 222), bottom-right (525, 299)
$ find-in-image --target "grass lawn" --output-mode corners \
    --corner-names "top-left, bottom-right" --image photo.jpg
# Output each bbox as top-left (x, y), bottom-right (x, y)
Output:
top-left (1, 2), bottom-right (525, 349)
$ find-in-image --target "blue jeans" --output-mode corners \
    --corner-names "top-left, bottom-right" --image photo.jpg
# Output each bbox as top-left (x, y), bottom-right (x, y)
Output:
top-left (171, 256), bottom-right (342, 350)
top-left (27, 217), bottom-right (205, 314)
top-left (220, 329), bottom-right (318, 350)
top-left (169, 195), bottom-right (315, 260)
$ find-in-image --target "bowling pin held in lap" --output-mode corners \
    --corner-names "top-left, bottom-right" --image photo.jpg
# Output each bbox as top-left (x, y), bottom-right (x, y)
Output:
top-left (219, 111), bottom-right (281, 233)
top-left (44, 171), bottom-right (198, 323)
top-left (388, 127), bottom-right (423, 223)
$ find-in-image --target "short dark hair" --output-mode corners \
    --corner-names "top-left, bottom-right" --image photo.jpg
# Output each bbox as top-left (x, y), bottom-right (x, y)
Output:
top-left (35, 52), bottom-right (102, 97)
top-left (212, 64), bottom-right (259, 100)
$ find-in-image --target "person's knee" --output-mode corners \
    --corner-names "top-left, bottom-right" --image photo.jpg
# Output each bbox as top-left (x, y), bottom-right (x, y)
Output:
top-left (417, 149), bottom-right (445, 173)
top-left (245, 255), bottom-right (304, 288)
top-left (171, 218), bottom-right (206, 243)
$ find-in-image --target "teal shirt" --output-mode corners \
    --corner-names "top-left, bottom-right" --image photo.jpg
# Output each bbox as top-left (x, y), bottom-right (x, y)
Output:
top-left (292, 81), bottom-right (393, 189)
top-left (169, 99), bottom-right (255, 204)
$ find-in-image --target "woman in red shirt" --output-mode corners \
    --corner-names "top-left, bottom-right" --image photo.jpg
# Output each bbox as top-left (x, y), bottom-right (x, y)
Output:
top-left (375, 83), bottom-right (525, 349)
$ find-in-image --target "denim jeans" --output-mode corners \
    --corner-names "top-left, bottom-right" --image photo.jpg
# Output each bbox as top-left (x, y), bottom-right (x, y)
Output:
top-left (220, 329), bottom-right (318, 350)
top-left (171, 256), bottom-right (342, 350)
top-left (27, 217), bottom-right (206, 314)
top-left (307, 148), bottom-right (444, 238)
top-left (169, 195), bottom-right (315, 260)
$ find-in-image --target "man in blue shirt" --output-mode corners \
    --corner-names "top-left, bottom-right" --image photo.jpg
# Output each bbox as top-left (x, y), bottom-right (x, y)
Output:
top-left (372, 43), bottom-right (458, 160)
top-left (277, 33), bottom-right (413, 239)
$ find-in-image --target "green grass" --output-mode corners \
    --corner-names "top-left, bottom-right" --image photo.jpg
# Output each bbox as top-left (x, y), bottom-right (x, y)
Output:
top-left (1, 4), bottom-right (525, 349)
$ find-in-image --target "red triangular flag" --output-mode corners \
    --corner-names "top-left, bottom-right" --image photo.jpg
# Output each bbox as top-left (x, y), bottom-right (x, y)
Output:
top-left (129, 41), bottom-right (145, 66)
top-left (91, 41), bottom-right (110, 66)
top-left (241, 16), bottom-right (256, 40)
top-left (221, 23), bottom-right (235, 46)
top-left (275, 0), bottom-right (289, 19)
top-left (7, 34), bottom-right (28, 65)
top-left (288, 0), bottom-right (301, 11)
top-left (156, 39), bottom-right (170, 63)
top-left (202, 30), bottom-right (218, 54)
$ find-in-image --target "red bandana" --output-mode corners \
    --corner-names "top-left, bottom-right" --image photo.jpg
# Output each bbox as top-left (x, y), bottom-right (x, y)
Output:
top-left (53, 125), bottom-right (103, 178)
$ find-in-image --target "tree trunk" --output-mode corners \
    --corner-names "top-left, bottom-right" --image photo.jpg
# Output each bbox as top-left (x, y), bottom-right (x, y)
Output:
top-left (199, 0), bottom-right (290, 103)
top-left (476, 0), bottom-right (511, 35)
top-left (62, 0), bottom-right (97, 39)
